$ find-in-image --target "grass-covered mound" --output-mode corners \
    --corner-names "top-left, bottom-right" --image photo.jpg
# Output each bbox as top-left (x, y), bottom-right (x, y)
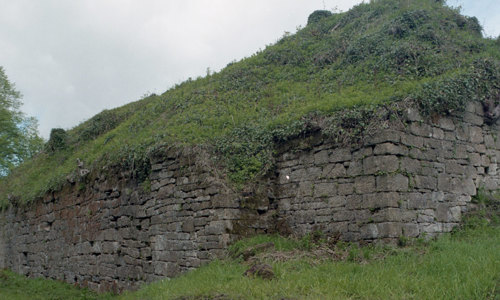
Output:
top-left (2, 0), bottom-right (500, 207)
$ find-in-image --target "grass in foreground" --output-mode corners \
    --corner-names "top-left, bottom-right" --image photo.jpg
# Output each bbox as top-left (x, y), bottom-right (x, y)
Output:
top-left (0, 269), bottom-right (113, 300)
top-left (2, 211), bottom-right (499, 300)
top-left (119, 224), bottom-right (500, 300)
top-left (1, 226), bottom-right (499, 299)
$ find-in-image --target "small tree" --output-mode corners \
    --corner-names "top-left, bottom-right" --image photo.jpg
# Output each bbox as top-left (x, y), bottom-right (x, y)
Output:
top-left (0, 66), bottom-right (43, 175)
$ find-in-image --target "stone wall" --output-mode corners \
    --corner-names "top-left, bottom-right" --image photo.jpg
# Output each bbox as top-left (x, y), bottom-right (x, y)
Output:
top-left (0, 147), bottom-right (241, 292)
top-left (0, 101), bottom-right (498, 291)
top-left (274, 102), bottom-right (499, 242)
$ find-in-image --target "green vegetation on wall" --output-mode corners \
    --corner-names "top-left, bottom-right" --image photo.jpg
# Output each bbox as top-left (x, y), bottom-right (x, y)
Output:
top-left (1, 0), bottom-right (500, 207)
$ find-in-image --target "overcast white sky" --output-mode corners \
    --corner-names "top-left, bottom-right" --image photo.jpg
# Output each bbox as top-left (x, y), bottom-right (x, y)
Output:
top-left (0, 0), bottom-right (499, 139)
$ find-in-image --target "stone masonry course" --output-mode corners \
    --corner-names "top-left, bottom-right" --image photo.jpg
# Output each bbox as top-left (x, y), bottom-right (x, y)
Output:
top-left (0, 101), bottom-right (498, 292)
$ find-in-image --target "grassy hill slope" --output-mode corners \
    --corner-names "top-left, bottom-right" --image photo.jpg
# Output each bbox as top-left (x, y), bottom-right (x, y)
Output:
top-left (1, 0), bottom-right (500, 206)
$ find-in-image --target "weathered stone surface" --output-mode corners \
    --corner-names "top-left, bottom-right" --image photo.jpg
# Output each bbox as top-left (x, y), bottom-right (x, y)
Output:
top-left (329, 149), bottom-right (352, 163)
top-left (435, 204), bottom-right (461, 222)
top-left (376, 174), bottom-right (409, 192)
top-left (374, 143), bottom-right (408, 156)
top-left (469, 126), bottom-right (484, 144)
top-left (363, 155), bottom-right (399, 174)
top-left (364, 130), bottom-right (401, 145)
top-left (1, 101), bottom-right (498, 293)
top-left (314, 150), bottom-right (329, 165)
top-left (410, 123), bottom-right (433, 137)
top-left (406, 108), bottom-right (422, 122)
top-left (412, 175), bottom-right (437, 190)
top-left (403, 223), bottom-right (419, 237)
top-left (437, 117), bottom-right (455, 131)
top-left (362, 193), bottom-right (401, 208)
top-left (314, 182), bottom-right (337, 198)
top-left (360, 224), bottom-right (378, 239)
top-left (401, 133), bottom-right (424, 148)
top-left (437, 175), bottom-right (476, 196)
top-left (321, 163), bottom-right (346, 178)
top-left (346, 161), bottom-right (363, 176)
top-left (431, 127), bottom-right (445, 140)
top-left (354, 176), bottom-right (376, 194)
top-left (407, 193), bottom-right (437, 209)
top-left (376, 223), bottom-right (402, 238)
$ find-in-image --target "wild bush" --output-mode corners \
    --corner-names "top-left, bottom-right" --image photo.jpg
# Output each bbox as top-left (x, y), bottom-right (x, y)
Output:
top-left (45, 128), bottom-right (68, 153)
top-left (307, 10), bottom-right (332, 25)
top-left (77, 109), bottom-right (122, 142)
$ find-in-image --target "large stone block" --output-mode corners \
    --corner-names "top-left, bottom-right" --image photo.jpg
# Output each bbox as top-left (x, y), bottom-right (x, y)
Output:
top-left (329, 149), bottom-right (352, 163)
top-left (444, 161), bottom-right (465, 175)
top-left (412, 175), bottom-right (437, 191)
top-left (362, 192), bottom-right (401, 209)
top-left (417, 210), bottom-right (435, 222)
top-left (381, 208), bottom-right (416, 223)
top-left (363, 155), bottom-right (399, 175)
top-left (431, 127), bottom-right (445, 140)
top-left (337, 183), bottom-right (354, 195)
top-left (364, 130), bottom-right (401, 145)
top-left (154, 261), bottom-right (180, 277)
top-left (406, 108), bottom-right (423, 122)
top-left (327, 196), bottom-right (346, 208)
top-left (297, 181), bottom-right (314, 197)
top-left (354, 176), bottom-right (376, 194)
top-left (437, 117), bottom-right (455, 131)
top-left (314, 150), bottom-right (329, 165)
top-left (436, 204), bottom-right (462, 222)
top-left (402, 224), bottom-right (419, 237)
top-left (352, 147), bottom-right (373, 160)
top-left (304, 167), bottom-right (322, 181)
top-left (456, 124), bottom-right (470, 141)
top-left (321, 163), bottom-right (346, 179)
top-left (401, 133), bottom-right (424, 148)
top-left (374, 143), bottom-right (408, 156)
top-left (376, 223), bottom-right (402, 238)
top-left (469, 126), bottom-right (484, 144)
top-left (314, 182), bottom-right (337, 198)
top-left (437, 175), bottom-right (476, 196)
top-left (376, 174), bottom-right (408, 192)
top-left (205, 221), bottom-right (231, 235)
top-left (463, 112), bottom-right (484, 126)
top-left (399, 157), bottom-right (421, 174)
top-left (407, 193), bottom-right (438, 209)
top-left (360, 224), bottom-right (378, 239)
top-left (410, 123), bottom-right (433, 137)
top-left (332, 210), bottom-right (355, 222)
top-left (289, 168), bottom-right (307, 183)
top-left (346, 161), bottom-right (363, 177)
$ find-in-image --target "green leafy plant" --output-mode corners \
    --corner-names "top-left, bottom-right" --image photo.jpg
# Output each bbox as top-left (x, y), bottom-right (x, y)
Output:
top-left (307, 10), bottom-right (333, 25)
top-left (45, 128), bottom-right (68, 153)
